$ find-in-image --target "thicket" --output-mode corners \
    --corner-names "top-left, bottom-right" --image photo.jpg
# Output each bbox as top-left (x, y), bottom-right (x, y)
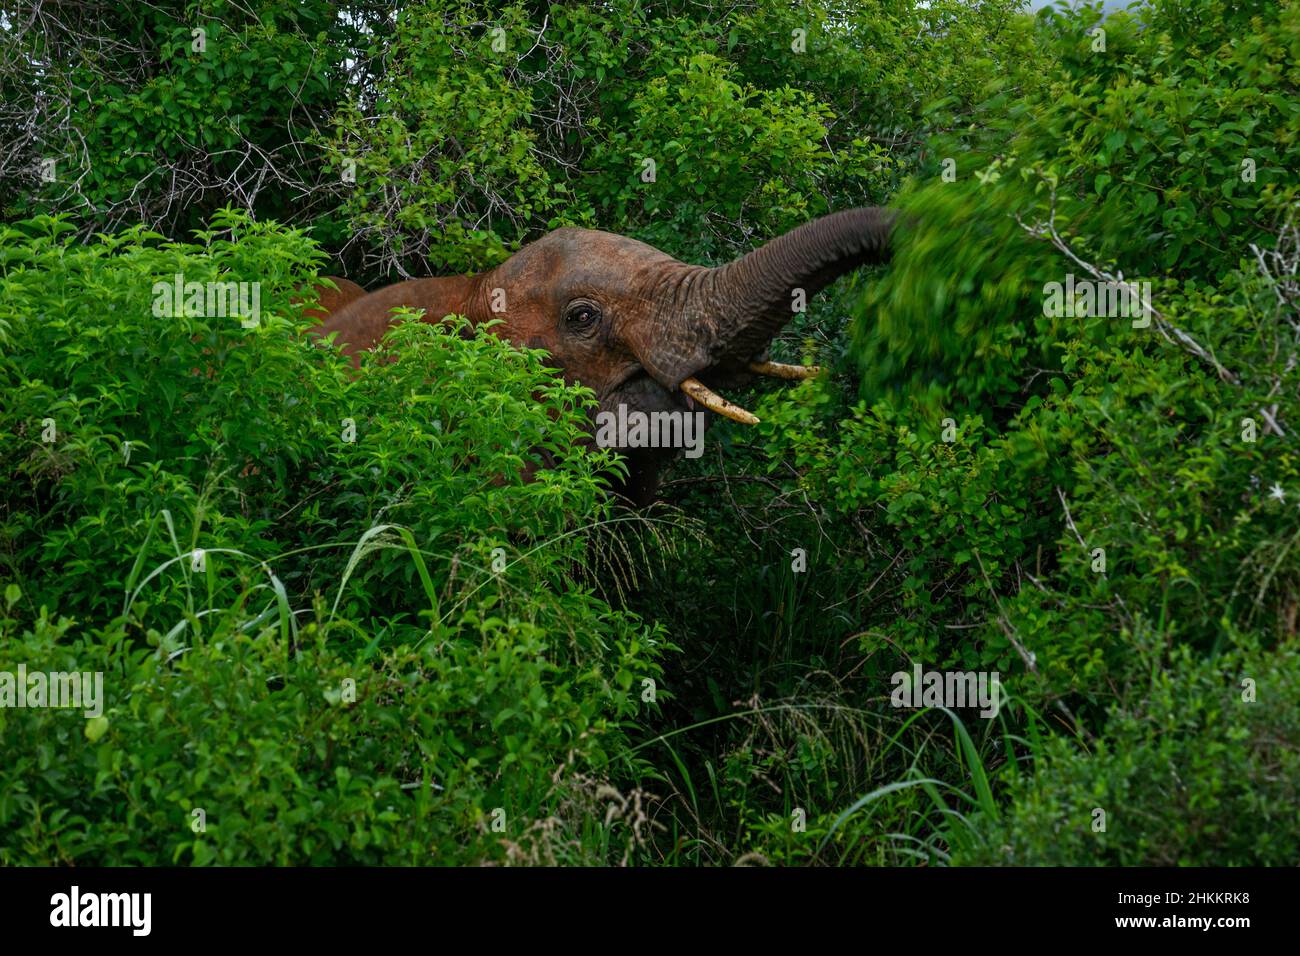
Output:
top-left (1, 0), bottom-right (1296, 865)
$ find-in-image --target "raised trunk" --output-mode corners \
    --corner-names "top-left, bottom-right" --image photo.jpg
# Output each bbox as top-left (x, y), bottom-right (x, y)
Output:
top-left (704, 207), bottom-right (894, 365)
top-left (628, 208), bottom-right (895, 389)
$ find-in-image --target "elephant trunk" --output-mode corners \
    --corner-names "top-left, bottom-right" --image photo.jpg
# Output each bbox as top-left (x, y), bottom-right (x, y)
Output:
top-left (628, 208), bottom-right (896, 394)
top-left (699, 207), bottom-right (895, 368)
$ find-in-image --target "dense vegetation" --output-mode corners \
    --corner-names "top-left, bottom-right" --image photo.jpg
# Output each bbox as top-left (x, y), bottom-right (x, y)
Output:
top-left (1, 0), bottom-right (1296, 865)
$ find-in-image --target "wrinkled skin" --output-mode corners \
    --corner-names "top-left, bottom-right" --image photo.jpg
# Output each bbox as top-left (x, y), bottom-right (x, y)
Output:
top-left (311, 208), bottom-right (894, 503)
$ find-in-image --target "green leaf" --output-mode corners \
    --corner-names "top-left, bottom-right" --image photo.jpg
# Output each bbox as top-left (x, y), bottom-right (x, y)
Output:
top-left (85, 717), bottom-right (110, 743)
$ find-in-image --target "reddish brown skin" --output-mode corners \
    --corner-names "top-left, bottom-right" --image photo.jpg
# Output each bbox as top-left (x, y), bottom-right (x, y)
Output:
top-left (310, 231), bottom-right (707, 503)
top-left (298, 276), bottom-right (367, 324)
top-left (311, 232), bottom-right (692, 392)
top-left (198, 276), bottom-right (364, 375)
top-left (306, 211), bottom-right (894, 503)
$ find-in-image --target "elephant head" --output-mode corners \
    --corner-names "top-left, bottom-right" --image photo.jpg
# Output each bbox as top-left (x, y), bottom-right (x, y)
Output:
top-left (312, 208), bottom-right (894, 503)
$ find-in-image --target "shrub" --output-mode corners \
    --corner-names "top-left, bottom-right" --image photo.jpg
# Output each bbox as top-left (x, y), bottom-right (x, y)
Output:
top-left (626, 0), bottom-right (1300, 866)
top-left (0, 211), bottom-right (664, 864)
top-left (956, 644), bottom-right (1300, 866)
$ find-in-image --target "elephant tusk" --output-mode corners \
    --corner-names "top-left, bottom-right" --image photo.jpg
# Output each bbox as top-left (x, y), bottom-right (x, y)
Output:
top-left (747, 361), bottom-right (823, 380)
top-left (679, 377), bottom-right (760, 425)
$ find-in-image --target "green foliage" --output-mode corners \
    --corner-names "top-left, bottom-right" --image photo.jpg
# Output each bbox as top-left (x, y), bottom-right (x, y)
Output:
top-left (957, 644), bottom-right (1300, 866)
top-left (4, 0), bottom-right (1296, 869)
top-left (818, 0), bottom-right (1300, 706)
top-left (9, 1), bottom-right (351, 234)
top-left (0, 211), bottom-right (663, 864)
top-left (627, 0), bottom-right (1299, 866)
top-left (854, 0), bottom-right (1299, 402)
top-left (586, 52), bottom-right (891, 252)
top-left (328, 3), bottom-right (569, 273)
top-left (11, 0), bottom-right (1041, 272)
top-left (321, 0), bottom-right (1036, 269)
top-left (0, 595), bottom-right (658, 865)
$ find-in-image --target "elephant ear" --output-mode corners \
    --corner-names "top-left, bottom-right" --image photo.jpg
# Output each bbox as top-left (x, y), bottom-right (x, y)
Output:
top-left (626, 208), bottom-right (897, 390)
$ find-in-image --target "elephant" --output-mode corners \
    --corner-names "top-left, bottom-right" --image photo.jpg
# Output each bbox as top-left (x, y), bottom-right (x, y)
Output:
top-left (309, 208), bottom-right (894, 504)
top-left (300, 275), bottom-right (366, 324)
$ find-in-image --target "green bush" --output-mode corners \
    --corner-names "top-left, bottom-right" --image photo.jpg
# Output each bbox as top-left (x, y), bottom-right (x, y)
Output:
top-left (0, 211), bottom-right (664, 864)
top-left (320, 0), bottom-right (1035, 269)
top-left (6, 1), bottom-right (351, 235)
top-left (957, 644), bottom-right (1300, 866)
top-left (623, 0), bottom-right (1299, 866)
top-left (0, 593), bottom-right (660, 865)
top-left (4, 0), bottom-right (1297, 868)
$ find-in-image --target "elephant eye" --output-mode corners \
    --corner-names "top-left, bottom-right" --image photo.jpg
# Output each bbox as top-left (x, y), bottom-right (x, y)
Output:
top-left (564, 301), bottom-right (601, 329)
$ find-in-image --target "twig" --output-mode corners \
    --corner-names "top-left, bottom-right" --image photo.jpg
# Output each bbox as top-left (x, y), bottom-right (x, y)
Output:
top-left (1016, 184), bottom-right (1239, 384)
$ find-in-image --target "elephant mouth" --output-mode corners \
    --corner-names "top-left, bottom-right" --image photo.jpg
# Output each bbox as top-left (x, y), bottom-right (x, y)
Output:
top-left (675, 361), bottom-right (821, 425)
top-left (616, 207), bottom-right (892, 423)
top-left (604, 358), bottom-right (822, 426)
